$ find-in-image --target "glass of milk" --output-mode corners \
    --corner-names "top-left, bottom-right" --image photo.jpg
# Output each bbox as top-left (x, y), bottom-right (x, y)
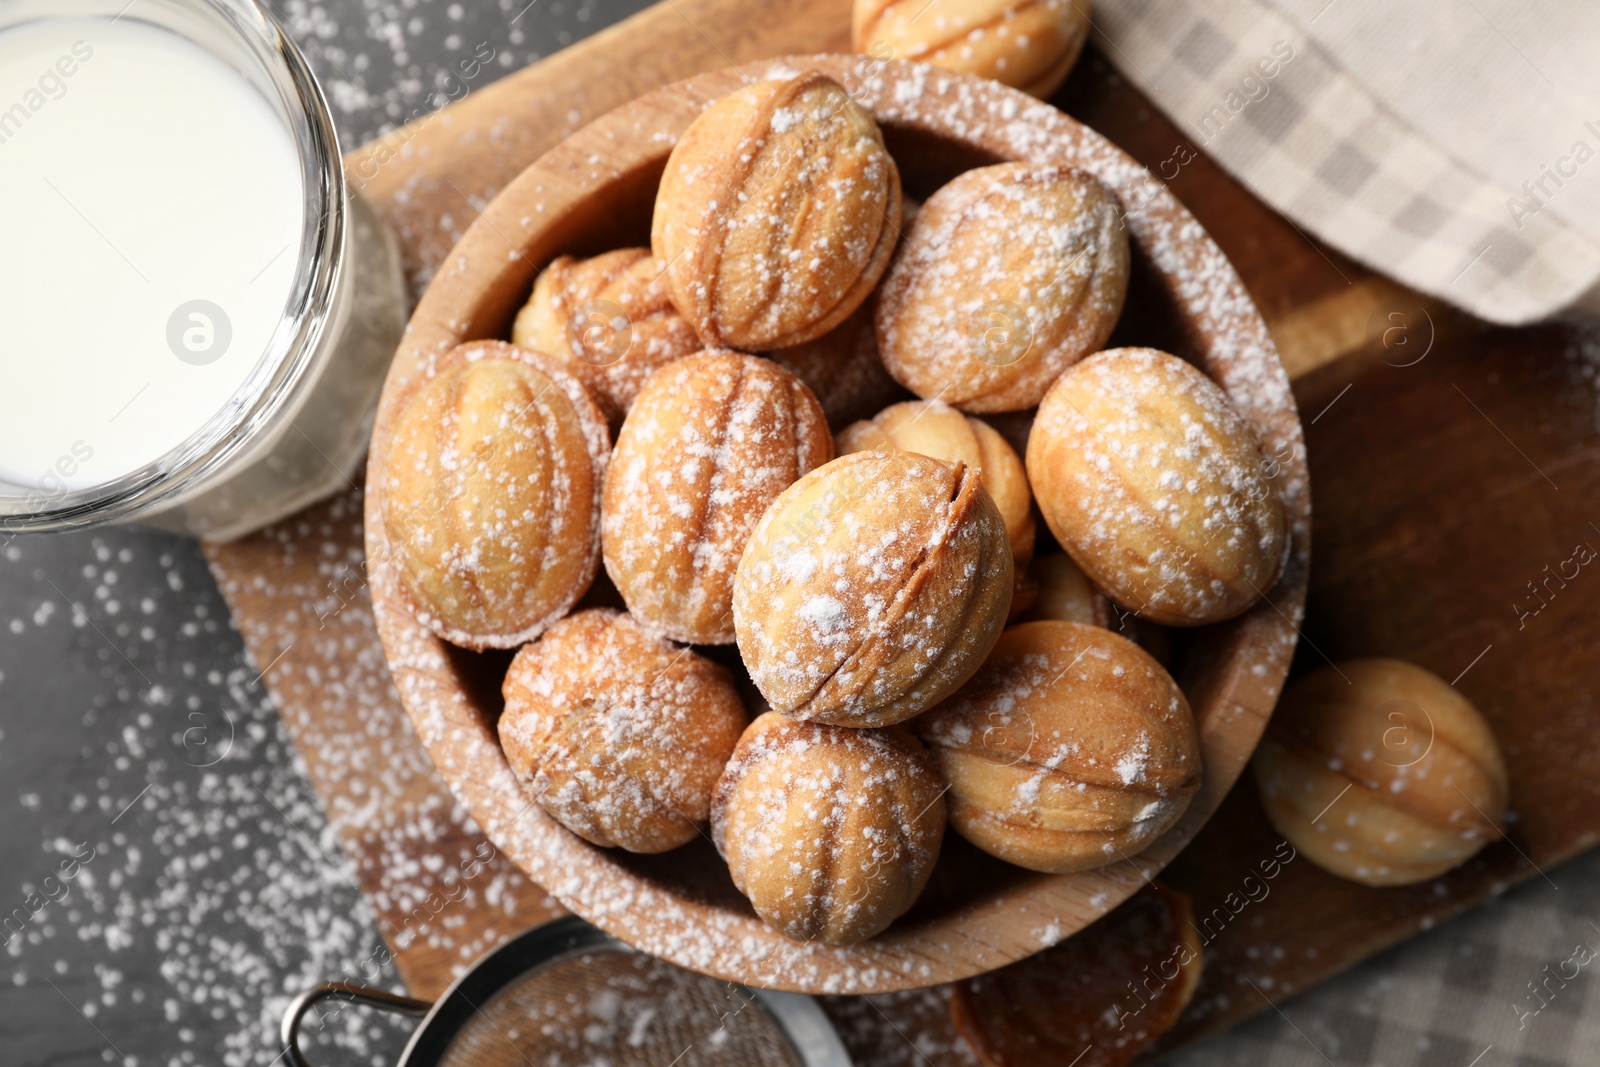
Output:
top-left (0, 0), bottom-right (406, 540)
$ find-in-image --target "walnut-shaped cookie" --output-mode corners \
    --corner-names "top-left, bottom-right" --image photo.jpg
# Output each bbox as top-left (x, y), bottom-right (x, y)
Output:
top-left (499, 609), bottom-right (747, 853)
top-left (1027, 347), bottom-right (1289, 627)
top-left (511, 248), bottom-right (701, 426)
top-left (876, 162), bottom-right (1127, 412)
top-left (918, 621), bottom-right (1202, 873)
top-left (602, 351), bottom-right (832, 645)
top-left (733, 450), bottom-right (1013, 728)
top-left (712, 711), bottom-right (946, 944)
top-left (652, 72), bottom-right (902, 351)
top-left (379, 341), bottom-right (609, 649)
top-left (838, 398), bottom-right (1035, 567)
top-left (1254, 659), bottom-right (1509, 887)
top-left (854, 0), bottom-right (1092, 99)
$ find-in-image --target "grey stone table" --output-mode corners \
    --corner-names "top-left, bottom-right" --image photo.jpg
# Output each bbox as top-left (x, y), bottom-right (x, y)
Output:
top-left (2, 1), bottom-right (1597, 1066)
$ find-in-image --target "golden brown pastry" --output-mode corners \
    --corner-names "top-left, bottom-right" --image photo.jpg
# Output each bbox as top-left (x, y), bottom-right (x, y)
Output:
top-left (711, 711), bottom-right (946, 944)
top-left (380, 341), bottom-right (609, 649)
top-left (917, 621), bottom-right (1201, 873)
top-left (733, 450), bottom-right (1013, 727)
top-left (602, 351), bottom-right (833, 645)
top-left (876, 162), bottom-right (1128, 412)
top-left (499, 609), bottom-right (747, 853)
top-left (651, 72), bottom-right (902, 351)
top-left (1254, 659), bottom-right (1509, 887)
top-left (951, 883), bottom-right (1203, 1067)
top-left (1027, 347), bottom-right (1288, 627)
top-left (768, 303), bottom-right (907, 428)
top-left (837, 398), bottom-right (1036, 567)
top-left (854, 0), bottom-right (1092, 99)
top-left (511, 248), bottom-right (701, 426)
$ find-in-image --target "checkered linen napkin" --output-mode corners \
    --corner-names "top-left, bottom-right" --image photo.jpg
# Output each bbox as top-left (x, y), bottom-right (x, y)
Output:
top-left (1157, 847), bottom-right (1600, 1067)
top-left (1093, 0), bottom-right (1600, 325)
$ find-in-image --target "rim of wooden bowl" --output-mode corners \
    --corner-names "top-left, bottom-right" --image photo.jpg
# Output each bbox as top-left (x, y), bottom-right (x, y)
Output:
top-left (364, 54), bottom-right (1311, 994)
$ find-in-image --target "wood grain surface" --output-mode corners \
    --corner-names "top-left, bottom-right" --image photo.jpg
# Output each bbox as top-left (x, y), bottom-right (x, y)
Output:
top-left (201, 0), bottom-right (1600, 1057)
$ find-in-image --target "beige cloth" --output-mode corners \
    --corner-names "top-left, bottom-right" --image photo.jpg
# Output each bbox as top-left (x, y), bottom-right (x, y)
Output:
top-left (1094, 0), bottom-right (1600, 325)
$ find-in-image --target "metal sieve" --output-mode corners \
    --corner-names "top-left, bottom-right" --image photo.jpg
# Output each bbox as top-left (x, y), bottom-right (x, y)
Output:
top-left (282, 917), bottom-right (852, 1067)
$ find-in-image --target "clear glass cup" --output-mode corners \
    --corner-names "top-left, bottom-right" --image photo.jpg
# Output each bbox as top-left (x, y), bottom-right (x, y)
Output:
top-left (0, 0), bottom-right (406, 542)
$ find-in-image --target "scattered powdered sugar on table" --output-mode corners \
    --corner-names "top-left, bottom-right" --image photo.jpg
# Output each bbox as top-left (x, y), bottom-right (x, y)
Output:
top-left (270, 0), bottom-right (633, 147)
top-left (0, 532), bottom-right (410, 1066)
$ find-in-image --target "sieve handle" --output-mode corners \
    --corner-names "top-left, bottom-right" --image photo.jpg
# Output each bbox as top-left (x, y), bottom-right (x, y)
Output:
top-left (281, 981), bottom-right (433, 1067)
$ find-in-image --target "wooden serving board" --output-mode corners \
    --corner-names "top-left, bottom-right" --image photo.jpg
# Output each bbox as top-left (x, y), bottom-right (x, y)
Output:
top-left (202, 0), bottom-right (1600, 1060)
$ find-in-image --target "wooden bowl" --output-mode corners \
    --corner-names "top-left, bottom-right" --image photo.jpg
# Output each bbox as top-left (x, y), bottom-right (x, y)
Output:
top-left (365, 55), bottom-right (1311, 994)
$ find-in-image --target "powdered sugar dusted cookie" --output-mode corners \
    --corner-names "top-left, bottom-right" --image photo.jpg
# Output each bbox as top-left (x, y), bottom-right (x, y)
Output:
top-left (712, 711), bottom-right (945, 944)
top-left (1254, 659), bottom-right (1508, 887)
top-left (499, 608), bottom-right (747, 853)
top-left (853, 0), bottom-right (1092, 99)
top-left (379, 340), bottom-right (609, 649)
top-left (602, 351), bottom-right (832, 645)
top-left (917, 620), bottom-right (1201, 873)
top-left (733, 450), bottom-right (1013, 728)
top-left (511, 248), bottom-right (702, 427)
top-left (1027, 347), bottom-right (1288, 627)
top-left (651, 72), bottom-right (902, 351)
top-left (876, 162), bottom-right (1128, 412)
top-left (837, 397), bottom-right (1035, 566)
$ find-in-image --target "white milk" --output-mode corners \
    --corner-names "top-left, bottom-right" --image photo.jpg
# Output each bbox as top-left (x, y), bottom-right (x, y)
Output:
top-left (0, 16), bottom-right (304, 492)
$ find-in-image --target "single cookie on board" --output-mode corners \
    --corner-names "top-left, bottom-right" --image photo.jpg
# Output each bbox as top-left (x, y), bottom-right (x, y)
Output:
top-left (511, 248), bottom-right (701, 426)
top-left (733, 450), bottom-right (1013, 728)
top-left (602, 351), bottom-right (833, 645)
top-left (1027, 347), bottom-right (1288, 627)
top-left (652, 72), bottom-right (902, 351)
top-left (499, 608), bottom-right (747, 853)
top-left (837, 398), bottom-right (1036, 567)
top-left (853, 0), bottom-right (1091, 99)
top-left (876, 162), bottom-right (1127, 412)
top-left (1254, 659), bottom-right (1509, 887)
top-left (711, 711), bottom-right (946, 945)
top-left (917, 621), bottom-right (1201, 873)
top-left (379, 340), bottom-right (609, 649)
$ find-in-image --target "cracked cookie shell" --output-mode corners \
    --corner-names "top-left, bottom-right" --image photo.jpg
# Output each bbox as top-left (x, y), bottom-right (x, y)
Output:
top-left (732, 450), bottom-right (1013, 728)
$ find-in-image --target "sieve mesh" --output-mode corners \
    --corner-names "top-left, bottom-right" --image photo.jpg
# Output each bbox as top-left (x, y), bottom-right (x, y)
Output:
top-left (434, 947), bottom-right (805, 1067)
